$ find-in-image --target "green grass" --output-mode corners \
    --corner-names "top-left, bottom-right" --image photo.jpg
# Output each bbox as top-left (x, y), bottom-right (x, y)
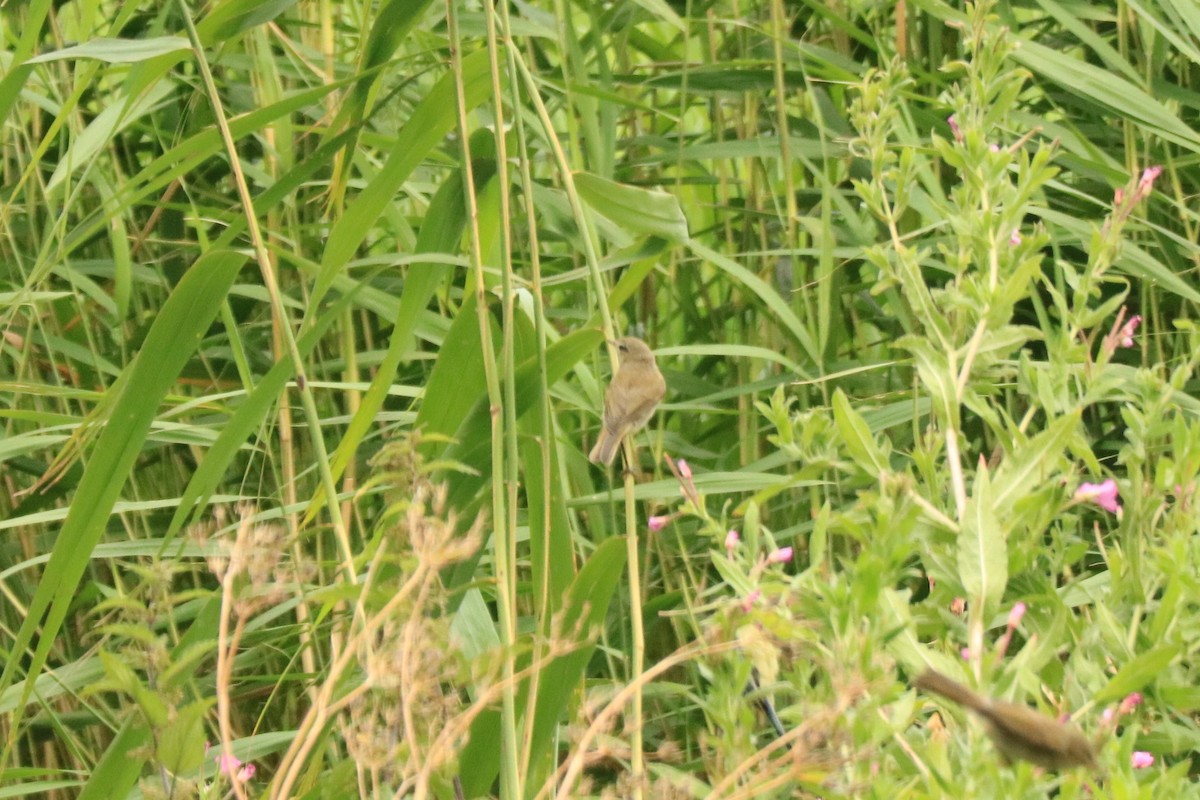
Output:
top-left (2, 0), bottom-right (1199, 797)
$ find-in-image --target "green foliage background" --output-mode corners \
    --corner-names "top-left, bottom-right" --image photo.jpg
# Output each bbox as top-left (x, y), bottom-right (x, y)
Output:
top-left (2, 0), bottom-right (1200, 797)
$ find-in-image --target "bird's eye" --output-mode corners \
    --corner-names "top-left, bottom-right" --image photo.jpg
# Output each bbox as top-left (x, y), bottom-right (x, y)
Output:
top-left (618, 343), bottom-right (628, 351)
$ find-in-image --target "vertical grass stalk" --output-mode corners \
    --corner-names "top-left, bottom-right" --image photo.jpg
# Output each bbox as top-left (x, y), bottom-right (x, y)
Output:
top-left (446, 3), bottom-right (521, 797)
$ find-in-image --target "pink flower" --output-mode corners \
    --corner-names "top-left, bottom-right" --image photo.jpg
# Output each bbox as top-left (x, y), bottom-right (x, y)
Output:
top-left (769, 546), bottom-right (793, 564)
top-left (648, 515), bottom-right (668, 533)
top-left (960, 646), bottom-right (972, 660)
top-left (725, 529), bottom-right (739, 553)
top-left (741, 589), bottom-right (761, 612)
top-left (1119, 692), bottom-right (1144, 715)
top-left (1074, 479), bottom-right (1121, 513)
top-left (238, 763), bottom-right (256, 781)
top-left (1009, 230), bottom-right (1022, 246)
top-left (1119, 314), bottom-right (1142, 348)
top-left (1113, 187), bottom-right (1125, 206)
top-left (677, 459), bottom-right (692, 480)
top-left (1131, 751), bottom-right (1155, 769)
top-left (1006, 601), bottom-right (1027, 629)
top-left (947, 114), bottom-right (963, 143)
top-left (989, 143), bottom-right (1001, 153)
top-left (1136, 166), bottom-right (1163, 200)
top-left (950, 597), bottom-right (966, 616)
top-left (1101, 706), bottom-right (1115, 724)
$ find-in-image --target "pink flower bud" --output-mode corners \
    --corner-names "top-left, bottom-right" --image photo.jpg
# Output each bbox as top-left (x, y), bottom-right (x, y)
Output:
top-left (1009, 230), bottom-right (1022, 246)
top-left (989, 143), bottom-right (1001, 153)
top-left (947, 114), bottom-right (963, 143)
top-left (1131, 751), bottom-right (1155, 769)
top-left (1119, 692), bottom-right (1144, 715)
top-left (725, 529), bottom-right (739, 552)
top-left (677, 459), bottom-right (692, 480)
top-left (1007, 601), bottom-right (1027, 629)
top-left (769, 546), bottom-right (793, 564)
top-left (741, 589), bottom-right (761, 612)
top-left (647, 515), bottom-right (668, 533)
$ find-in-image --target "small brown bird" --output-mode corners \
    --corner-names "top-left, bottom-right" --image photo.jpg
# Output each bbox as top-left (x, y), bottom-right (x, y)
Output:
top-left (913, 669), bottom-right (1097, 770)
top-left (588, 337), bottom-right (666, 466)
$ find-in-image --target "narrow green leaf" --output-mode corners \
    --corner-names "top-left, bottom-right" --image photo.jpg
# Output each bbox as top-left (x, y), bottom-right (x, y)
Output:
top-left (957, 461), bottom-right (1007, 612)
top-left (450, 588), bottom-right (501, 661)
top-left (904, 338), bottom-right (956, 425)
top-left (27, 37), bottom-right (191, 64)
top-left (607, 246), bottom-right (664, 309)
top-left (832, 389), bottom-right (887, 477)
top-left (659, 343), bottom-right (805, 375)
top-left (416, 293), bottom-right (489, 447)
top-left (1094, 646), bottom-right (1180, 704)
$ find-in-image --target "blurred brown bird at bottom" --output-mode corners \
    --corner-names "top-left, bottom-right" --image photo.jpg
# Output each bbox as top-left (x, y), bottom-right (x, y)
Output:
top-left (913, 669), bottom-right (1097, 770)
top-left (588, 337), bottom-right (666, 466)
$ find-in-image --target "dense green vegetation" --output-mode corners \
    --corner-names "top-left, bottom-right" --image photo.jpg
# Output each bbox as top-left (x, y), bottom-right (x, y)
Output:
top-left (3, 0), bottom-right (1200, 797)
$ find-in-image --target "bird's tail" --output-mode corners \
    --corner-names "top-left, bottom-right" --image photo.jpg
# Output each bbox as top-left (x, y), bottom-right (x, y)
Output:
top-left (588, 428), bottom-right (621, 465)
top-left (913, 669), bottom-right (989, 713)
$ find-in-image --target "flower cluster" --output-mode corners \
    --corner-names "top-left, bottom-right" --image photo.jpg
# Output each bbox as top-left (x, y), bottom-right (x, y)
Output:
top-left (216, 751), bottom-right (257, 782)
top-left (1101, 305), bottom-right (1143, 357)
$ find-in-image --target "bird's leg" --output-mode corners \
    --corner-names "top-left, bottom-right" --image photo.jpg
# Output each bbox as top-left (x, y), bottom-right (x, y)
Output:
top-left (621, 440), bottom-right (646, 481)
